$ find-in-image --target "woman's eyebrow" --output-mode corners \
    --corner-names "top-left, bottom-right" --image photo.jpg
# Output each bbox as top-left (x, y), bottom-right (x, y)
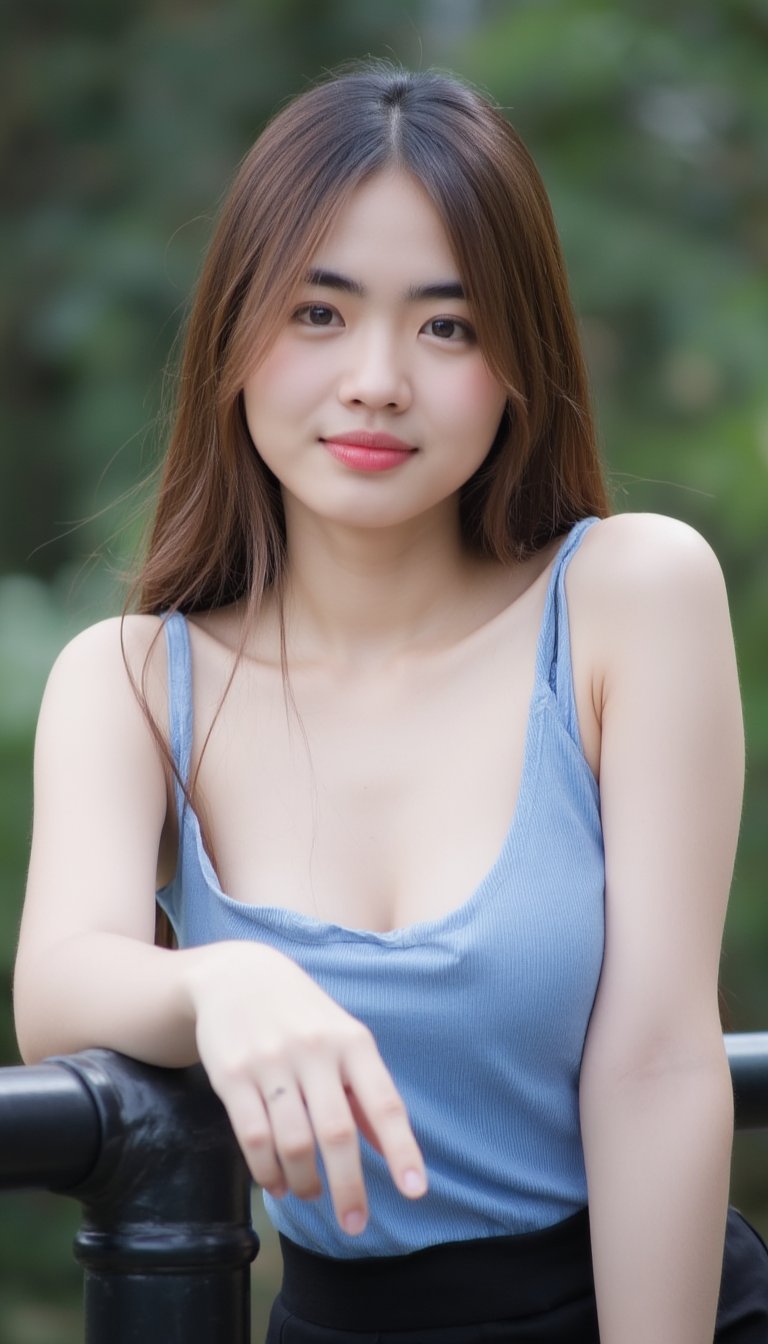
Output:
top-left (305, 268), bottom-right (465, 302)
top-left (408, 280), bottom-right (466, 302)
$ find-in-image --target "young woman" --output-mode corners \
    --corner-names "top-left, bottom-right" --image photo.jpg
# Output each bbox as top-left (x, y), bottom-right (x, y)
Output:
top-left (14, 64), bottom-right (767, 1342)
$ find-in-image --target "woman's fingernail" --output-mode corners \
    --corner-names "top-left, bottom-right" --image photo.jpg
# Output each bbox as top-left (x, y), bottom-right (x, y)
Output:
top-left (343, 1210), bottom-right (366, 1236)
top-left (402, 1169), bottom-right (427, 1196)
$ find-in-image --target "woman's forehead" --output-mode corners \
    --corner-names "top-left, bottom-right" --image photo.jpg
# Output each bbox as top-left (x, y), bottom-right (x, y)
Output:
top-left (305, 169), bottom-right (464, 293)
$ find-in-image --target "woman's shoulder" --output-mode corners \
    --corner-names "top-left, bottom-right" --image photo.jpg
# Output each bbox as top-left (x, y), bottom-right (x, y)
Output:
top-left (570, 511), bottom-right (727, 615)
top-left (49, 612), bottom-right (165, 675)
top-left (576, 510), bottom-right (722, 573)
top-left (40, 613), bottom-right (169, 733)
top-left (566, 512), bottom-right (733, 683)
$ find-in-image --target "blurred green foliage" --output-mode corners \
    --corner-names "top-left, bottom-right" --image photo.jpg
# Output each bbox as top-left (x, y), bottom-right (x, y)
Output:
top-left (1, 1), bottom-right (766, 1340)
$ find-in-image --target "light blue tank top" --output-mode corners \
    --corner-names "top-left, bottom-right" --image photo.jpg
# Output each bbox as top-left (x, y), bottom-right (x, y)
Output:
top-left (157, 516), bottom-right (605, 1258)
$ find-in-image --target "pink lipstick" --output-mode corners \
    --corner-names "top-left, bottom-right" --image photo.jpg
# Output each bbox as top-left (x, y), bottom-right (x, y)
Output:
top-left (321, 431), bottom-right (415, 473)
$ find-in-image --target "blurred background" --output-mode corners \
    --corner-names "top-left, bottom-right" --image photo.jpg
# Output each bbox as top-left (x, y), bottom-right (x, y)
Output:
top-left (1, 0), bottom-right (766, 1339)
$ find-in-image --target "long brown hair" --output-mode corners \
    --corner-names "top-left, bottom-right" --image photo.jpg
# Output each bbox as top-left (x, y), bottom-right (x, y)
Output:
top-left (135, 61), bottom-right (608, 622)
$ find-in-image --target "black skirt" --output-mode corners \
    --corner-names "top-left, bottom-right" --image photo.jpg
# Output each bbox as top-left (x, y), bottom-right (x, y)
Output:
top-left (265, 1206), bottom-right (768, 1343)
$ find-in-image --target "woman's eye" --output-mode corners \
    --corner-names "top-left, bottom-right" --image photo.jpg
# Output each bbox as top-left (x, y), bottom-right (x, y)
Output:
top-left (295, 303), bottom-right (339, 327)
top-left (424, 317), bottom-right (473, 341)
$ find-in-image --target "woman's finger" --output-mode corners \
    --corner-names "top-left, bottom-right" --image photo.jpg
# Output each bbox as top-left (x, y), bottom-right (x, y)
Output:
top-left (222, 1080), bottom-right (287, 1195)
top-left (262, 1079), bottom-right (323, 1199)
top-left (343, 1043), bottom-right (427, 1201)
top-left (300, 1064), bottom-right (369, 1235)
top-left (345, 1084), bottom-right (384, 1155)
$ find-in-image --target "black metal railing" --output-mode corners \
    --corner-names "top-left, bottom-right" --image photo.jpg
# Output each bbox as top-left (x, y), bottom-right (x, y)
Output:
top-left (724, 1032), bottom-right (768, 1127)
top-left (1, 1033), bottom-right (767, 1342)
top-left (0, 1048), bottom-right (258, 1343)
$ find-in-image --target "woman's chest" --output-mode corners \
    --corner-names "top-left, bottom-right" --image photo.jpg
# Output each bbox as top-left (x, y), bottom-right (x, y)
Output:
top-left (192, 636), bottom-right (538, 932)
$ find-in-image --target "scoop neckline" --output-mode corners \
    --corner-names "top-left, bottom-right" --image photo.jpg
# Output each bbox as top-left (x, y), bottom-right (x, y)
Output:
top-left (174, 679), bottom-right (550, 946)
top-left (157, 518), bottom-right (599, 945)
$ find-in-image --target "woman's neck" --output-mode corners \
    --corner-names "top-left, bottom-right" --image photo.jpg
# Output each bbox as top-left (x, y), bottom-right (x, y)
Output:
top-left (278, 503), bottom-right (496, 670)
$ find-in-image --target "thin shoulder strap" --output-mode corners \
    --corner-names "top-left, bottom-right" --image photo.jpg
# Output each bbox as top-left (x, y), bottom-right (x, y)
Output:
top-left (534, 517), bottom-right (600, 743)
top-left (162, 611), bottom-right (194, 813)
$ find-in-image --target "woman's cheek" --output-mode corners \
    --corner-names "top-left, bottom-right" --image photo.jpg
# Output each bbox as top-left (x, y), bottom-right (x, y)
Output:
top-left (444, 362), bottom-right (507, 434)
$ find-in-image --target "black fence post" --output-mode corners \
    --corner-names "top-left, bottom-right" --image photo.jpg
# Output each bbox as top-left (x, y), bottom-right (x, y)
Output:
top-left (68, 1050), bottom-right (258, 1344)
top-left (0, 1048), bottom-right (258, 1344)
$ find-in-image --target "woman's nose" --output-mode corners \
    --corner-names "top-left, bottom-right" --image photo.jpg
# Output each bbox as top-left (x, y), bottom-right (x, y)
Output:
top-left (337, 330), bottom-right (412, 411)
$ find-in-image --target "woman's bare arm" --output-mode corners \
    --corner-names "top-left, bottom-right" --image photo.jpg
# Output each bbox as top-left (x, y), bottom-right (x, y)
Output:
top-left (576, 514), bottom-right (742, 1343)
top-left (14, 616), bottom-right (426, 1233)
top-left (15, 615), bottom-right (182, 1060)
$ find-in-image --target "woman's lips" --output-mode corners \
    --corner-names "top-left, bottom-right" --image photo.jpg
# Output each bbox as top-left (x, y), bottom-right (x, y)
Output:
top-left (321, 431), bottom-right (416, 472)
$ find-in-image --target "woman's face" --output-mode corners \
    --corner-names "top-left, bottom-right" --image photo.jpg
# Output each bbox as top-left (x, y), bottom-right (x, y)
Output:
top-left (242, 168), bottom-right (508, 534)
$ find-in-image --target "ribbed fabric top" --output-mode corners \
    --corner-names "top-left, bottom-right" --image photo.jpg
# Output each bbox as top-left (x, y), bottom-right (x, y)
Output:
top-left (157, 516), bottom-right (605, 1258)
